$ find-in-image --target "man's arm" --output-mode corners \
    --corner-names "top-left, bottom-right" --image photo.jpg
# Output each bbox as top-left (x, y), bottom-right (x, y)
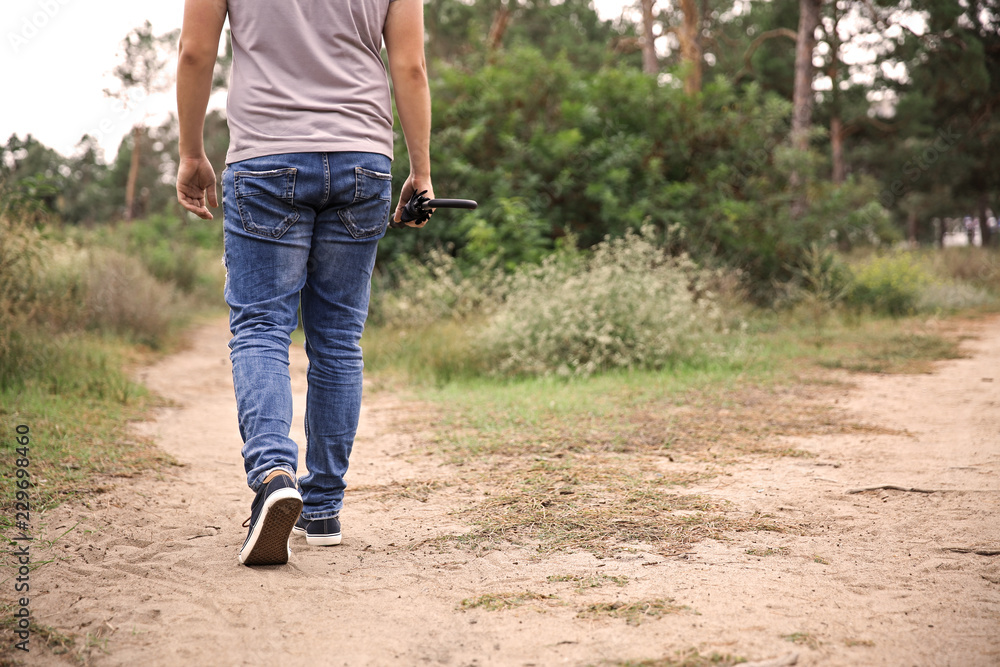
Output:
top-left (383, 0), bottom-right (434, 227)
top-left (176, 0), bottom-right (227, 220)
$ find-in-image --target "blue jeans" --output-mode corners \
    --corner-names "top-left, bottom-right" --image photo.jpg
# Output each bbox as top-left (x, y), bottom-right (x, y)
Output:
top-left (222, 151), bottom-right (391, 520)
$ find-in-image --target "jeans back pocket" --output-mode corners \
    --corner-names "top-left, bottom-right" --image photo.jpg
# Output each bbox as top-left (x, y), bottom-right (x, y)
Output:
top-left (234, 168), bottom-right (300, 239)
top-left (338, 167), bottom-right (391, 240)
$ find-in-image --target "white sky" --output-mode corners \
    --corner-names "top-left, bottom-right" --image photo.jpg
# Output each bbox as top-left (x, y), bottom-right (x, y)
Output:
top-left (1, 0), bottom-right (632, 162)
top-left (1, 1), bottom-right (192, 161)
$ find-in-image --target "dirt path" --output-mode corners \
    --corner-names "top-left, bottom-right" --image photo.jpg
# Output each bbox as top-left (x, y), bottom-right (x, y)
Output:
top-left (25, 316), bottom-right (1000, 666)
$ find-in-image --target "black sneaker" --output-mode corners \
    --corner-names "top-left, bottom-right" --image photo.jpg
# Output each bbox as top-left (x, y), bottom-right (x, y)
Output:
top-left (238, 473), bottom-right (303, 565)
top-left (291, 515), bottom-right (342, 546)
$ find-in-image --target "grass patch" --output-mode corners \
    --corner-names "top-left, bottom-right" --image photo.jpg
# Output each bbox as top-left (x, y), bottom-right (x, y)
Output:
top-left (449, 476), bottom-right (785, 556)
top-left (817, 332), bottom-right (967, 374)
top-left (430, 376), bottom-right (866, 466)
top-left (366, 284), bottom-right (982, 560)
top-left (350, 479), bottom-right (448, 503)
top-left (0, 600), bottom-right (78, 664)
top-left (578, 598), bottom-right (685, 625)
top-left (745, 546), bottom-right (789, 557)
top-left (0, 333), bottom-right (176, 529)
top-left (547, 573), bottom-right (630, 589)
top-left (782, 632), bottom-right (820, 649)
top-left (459, 591), bottom-right (557, 611)
top-left (603, 648), bottom-right (747, 667)
top-left (845, 638), bottom-right (875, 647)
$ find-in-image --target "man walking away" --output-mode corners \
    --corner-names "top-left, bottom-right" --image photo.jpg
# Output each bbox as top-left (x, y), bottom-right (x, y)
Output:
top-left (175, 0), bottom-right (434, 565)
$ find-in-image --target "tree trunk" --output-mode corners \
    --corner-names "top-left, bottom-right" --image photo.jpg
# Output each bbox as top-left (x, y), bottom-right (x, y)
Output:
top-left (789, 0), bottom-right (822, 216)
top-left (828, 0), bottom-right (844, 184)
top-left (978, 193), bottom-right (991, 247)
top-left (125, 125), bottom-right (142, 222)
top-left (488, 2), bottom-right (510, 52)
top-left (678, 0), bottom-right (703, 94)
top-left (791, 0), bottom-right (822, 152)
top-left (907, 209), bottom-right (918, 247)
top-left (831, 116), bottom-right (845, 184)
top-left (641, 0), bottom-right (658, 75)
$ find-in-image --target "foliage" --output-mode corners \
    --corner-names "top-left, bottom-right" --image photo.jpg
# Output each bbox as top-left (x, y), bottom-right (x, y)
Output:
top-left (379, 48), bottom-right (894, 296)
top-left (1, 210), bottom-right (223, 393)
top-left (845, 253), bottom-right (934, 316)
top-left (477, 227), bottom-right (731, 377)
top-left (67, 214), bottom-right (224, 297)
top-left (424, 0), bottom-right (637, 71)
top-left (0, 215), bottom-right (45, 387)
top-left (372, 249), bottom-right (505, 328)
top-left (779, 242), bottom-right (854, 308)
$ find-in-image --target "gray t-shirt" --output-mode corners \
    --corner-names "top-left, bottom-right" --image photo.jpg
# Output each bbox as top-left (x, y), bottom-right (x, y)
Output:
top-left (225, 0), bottom-right (396, 164)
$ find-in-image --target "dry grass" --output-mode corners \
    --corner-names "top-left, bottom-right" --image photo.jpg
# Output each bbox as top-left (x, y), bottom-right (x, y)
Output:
top-left (350, 479), bottom-right (448, 503)
top-left (603, 649), bottom-right (748, 667)
top-left (817, 332), bottom-right (968, 374)
top-left (782, 632), bottom-right (820, 649)
top-left (374, 380), bottom-right (879, 557)
top-left (440, 383), bottom-right (897, 466)
top-left (745, 546), bottom-right (789, 557)
top-left (445, 470), bottom-right (786, 556)
top-left (547, 573), bottom-right (630, 589)
top-left (459, 591), bottom-right (558, 611)
top-left (367, 315), bottom-right (963, 561)
top-left (578, 598), bottom-right (686, 625)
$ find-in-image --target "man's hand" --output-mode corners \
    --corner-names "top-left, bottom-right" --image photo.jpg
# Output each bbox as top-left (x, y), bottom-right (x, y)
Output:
top-left (176, 156), bottom-right (218, 220)
top-left (393, 174), bottom-right (435, 228)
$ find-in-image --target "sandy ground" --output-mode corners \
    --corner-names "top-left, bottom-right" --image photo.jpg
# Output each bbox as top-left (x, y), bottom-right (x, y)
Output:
top-left (21, 316), bottom-right (1000, 666)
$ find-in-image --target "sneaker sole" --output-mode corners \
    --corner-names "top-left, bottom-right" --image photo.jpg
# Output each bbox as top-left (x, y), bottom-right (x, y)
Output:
top-left (291, 524), bottom-right (342, 546)
top-left (238, 488), bottom-right (303, 566)
top-left (305, 532), bottom-right (342, 547)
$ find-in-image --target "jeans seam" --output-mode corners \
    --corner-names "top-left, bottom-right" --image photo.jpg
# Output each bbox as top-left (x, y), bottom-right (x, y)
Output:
top-left (320, 153), bottom-right (331, 210)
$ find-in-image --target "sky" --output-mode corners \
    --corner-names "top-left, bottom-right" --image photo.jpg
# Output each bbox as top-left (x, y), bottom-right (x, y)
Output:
top-left (1, 1), bottom-right (193, 161)
top-left (1, 0), bottom-right (633, 162)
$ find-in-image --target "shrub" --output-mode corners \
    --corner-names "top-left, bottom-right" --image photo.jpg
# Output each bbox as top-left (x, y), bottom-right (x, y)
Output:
top-left (372, 248), bottom-right (506, 328)
top-left (846, 253), bottom-right (933, 316)
top-left (477, 227), bottom-right (730, 377)
top-left (0, 217), bottom-right (43, 388)
top-left (68, 215), bottom-right (225, 299)
top-left (924, 247), bottom-right (1000, 293)
top-left (779, 242), bottom-right (854, 308)
top-left (915, 282), bottom-right (993, 312)
top-left (76, 248), bottom-right (183, 348)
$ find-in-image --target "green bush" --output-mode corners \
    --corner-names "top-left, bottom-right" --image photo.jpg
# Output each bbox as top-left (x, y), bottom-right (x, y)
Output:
top-left (846, 253), bottom-right (933, 316)
top-left (378, 47), bottom-right (896, 299)
top-left (27, 245), bottom-right (183, 349)
top-left (477, 227), bottom-right (731, 377)
top-left (780, 243), bottom-right (854, 308)
top-left (916, 281), bottom-right (993, 312)
top-left (67, 214), bottom-right (224, 299)
top-left (372, 248), bottom-right (505, 328)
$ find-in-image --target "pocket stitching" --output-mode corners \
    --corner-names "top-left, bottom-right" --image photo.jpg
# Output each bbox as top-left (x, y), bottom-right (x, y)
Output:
top-left (234, 168), bottom-right (299, 237)
top-left (341, 168), bottom-right (391, 239)
top-left (353, 167), bottom-right (392, 203)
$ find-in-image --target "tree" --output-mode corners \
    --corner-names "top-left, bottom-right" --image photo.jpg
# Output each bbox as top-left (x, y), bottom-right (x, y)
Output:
top-left (423, 0), bottom-right (634, 71)
top-left (864, 0), bottom-right (1000, 245)
top-left (641, 0), bottom-right (659, 74)
top-left (791, 0), bottom-right (822, 151)
top-left (105, 21), bottom-right (178, 221)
